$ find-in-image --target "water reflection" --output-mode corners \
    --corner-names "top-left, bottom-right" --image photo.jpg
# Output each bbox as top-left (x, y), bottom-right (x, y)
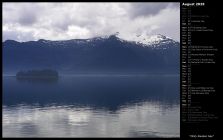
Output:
top-left (16, 77), bottom-right (58, 84)
top-left (3, 75), bottom-right (180, 137)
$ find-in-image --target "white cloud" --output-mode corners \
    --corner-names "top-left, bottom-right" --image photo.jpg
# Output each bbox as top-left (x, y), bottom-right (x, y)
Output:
top-left (66, 25), bottom-right (91, 39)
top-left (3, 2), bottom-right (180, 42)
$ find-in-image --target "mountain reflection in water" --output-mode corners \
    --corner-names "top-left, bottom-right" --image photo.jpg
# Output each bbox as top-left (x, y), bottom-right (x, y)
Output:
top-left (3, 75), bottom-right (180, 137)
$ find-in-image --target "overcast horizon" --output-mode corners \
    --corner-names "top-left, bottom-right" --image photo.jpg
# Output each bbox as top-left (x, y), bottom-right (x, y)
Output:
top-left (3, 2), bottom-right (180, 42)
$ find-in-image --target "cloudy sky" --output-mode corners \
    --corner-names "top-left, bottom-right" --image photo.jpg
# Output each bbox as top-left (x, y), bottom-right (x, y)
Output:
top-left (3, 2), bottom-right (180, 42)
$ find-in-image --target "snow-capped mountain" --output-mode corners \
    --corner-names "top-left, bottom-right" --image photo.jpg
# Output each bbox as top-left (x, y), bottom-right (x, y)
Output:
top-left (133, 34), bottom-right (176, 45)
top-left (116, 33), bottom-right (179, 47)
top-left (3, 33), bottom-right (180, 74)
top-left (4, 33), bottom-right (179, 48)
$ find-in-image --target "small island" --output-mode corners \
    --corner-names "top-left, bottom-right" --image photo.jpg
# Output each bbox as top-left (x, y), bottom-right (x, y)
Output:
top-left (16, 69), bottom-right (59, 79)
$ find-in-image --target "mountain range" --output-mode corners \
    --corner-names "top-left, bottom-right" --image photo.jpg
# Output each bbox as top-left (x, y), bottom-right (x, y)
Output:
top-left (3, 33), bottom-right (180, 75)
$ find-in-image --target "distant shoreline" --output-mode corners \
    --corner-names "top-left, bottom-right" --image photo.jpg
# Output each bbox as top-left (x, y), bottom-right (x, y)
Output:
top-left (3, 73), bottom-right (180, 77)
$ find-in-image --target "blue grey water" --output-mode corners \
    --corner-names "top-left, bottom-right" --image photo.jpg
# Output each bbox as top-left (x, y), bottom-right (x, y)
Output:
top-left (3, 74), bottom-right (180, 138)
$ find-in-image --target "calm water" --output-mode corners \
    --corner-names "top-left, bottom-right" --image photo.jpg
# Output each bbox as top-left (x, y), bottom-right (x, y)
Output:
top-left (3, 75), bottom-right (180, 138)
